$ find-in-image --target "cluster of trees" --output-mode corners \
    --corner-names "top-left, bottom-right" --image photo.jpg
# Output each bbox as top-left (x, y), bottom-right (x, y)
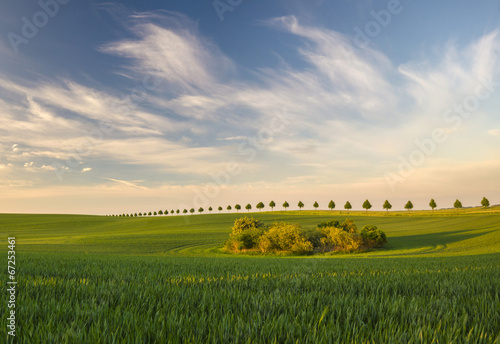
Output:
top-left (224, 217), bottom-right (387, 255)
top-left (110, 197), bottom-right (491, 217)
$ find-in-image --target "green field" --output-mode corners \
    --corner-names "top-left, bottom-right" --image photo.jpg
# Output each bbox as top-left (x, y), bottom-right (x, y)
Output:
top-left (1, 207), bottom-right (500, 343)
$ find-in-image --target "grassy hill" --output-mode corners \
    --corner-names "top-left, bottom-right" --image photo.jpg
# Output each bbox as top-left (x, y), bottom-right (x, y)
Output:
top-left (0, 208), bottom-right (499, 343)
top-left (2, 206), bottom-right (499, 257)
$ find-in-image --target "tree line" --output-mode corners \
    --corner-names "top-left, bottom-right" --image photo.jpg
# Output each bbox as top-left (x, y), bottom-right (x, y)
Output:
top-left (109, 197), bottom-right (491, 217)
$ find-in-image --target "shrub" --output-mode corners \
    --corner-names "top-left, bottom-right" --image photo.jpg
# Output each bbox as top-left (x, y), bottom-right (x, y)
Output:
top-left (301, 227), bottom-right (327, 248)
top-left (258, 222), bottom-right (313, 254)
top-left (337, 218), bottom-right (357, 233)
top-left (360, 225), bottom-right (387, 248)
top-left (317, 220), bottom-right (340, 229)
top-left (225, 217), bottom-right (265, 251)
top-left (320, 226), bottom-right (363, 252)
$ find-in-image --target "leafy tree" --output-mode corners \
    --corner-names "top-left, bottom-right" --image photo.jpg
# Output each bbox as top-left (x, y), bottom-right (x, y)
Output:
top-left (198, 207), bottom-right (204, 214)
top-left (245, 203), bottom-right (252, 212)
top-left (383, 200), bottom-right (392, 212)
top-left (134, 213), bottom-right (137, 217)
top-left (176, 209), bottom-right (180, 214)
top-left (126, 214), bottom-right (129, 217)
top-left (344, 201), bottom-right (352, 213)
top-left (165, 210), bottom-right (168, 215)
top-left (190, 208), bottom-right (195, 214)
top-left (454, 199), bottom-right (462, 210)
top-left (429, 199), bottom-right (437, 211)
top-left (235, 204), bottom-right (241, 212)
top-left (158, 210), bottom-right (163, 215)
top-left (283, 201), bottom-right (289, 210)
top-left (481, 197), bottom-right (490, 208)
top-left (328, 200), bottom-right (335, 210)
top-left (256, 202), bottom-right (265, 212)
top-left (298, 201), bottom-right (304, 210)
top-left (153, 211), bottom-right (157, 216)
top-left (139, 213), bottom-right (142, 216)
top-left (218, 206), bottom-right (223, 213)
top-left (148, 212), bottom-right (152, 216)
top-left (227, 205), bottom-right (232, 212)
top-left (170, 210), bottom-right (174, 214)
top-left (208, 206), bottom-right (213, 212)
top-left (404, 201), bottom-right (413, 211)
top-left (183, 209), bottom-right (187, 214)
top-left (362, 200), bottom-right (372, 212)
top-left (313, 201), bottom-right (319, 210)
top-left (269, 200), bottom-right (276, 211)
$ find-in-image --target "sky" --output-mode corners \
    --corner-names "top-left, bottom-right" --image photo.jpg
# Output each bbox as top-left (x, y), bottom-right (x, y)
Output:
top-left (0, 0), bottom-right (499, 214)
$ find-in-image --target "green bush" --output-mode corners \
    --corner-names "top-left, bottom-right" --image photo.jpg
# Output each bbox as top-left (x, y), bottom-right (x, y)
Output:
top-left (317, 220), bottom-right (340, 229)
top-left (337, 218), bottom-right (357, 233)
top-left (320, 226), bottom-right (363, 252)
top-left (258, 222), bottom-right (313, 254)
top-left (360, 225), bottom-right (387, 248)
top-left (225, 217), bottom-right (265, 251)
top-left (225, 217), bottom-right (386, 255)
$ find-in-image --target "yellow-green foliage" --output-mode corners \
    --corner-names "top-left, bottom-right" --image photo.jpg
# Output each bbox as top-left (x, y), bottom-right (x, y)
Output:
top-left (225, 217), bottom-right (385, 255)
top-left (320, 226), bottom-right (363, 252)
top-left (258, 222), bottom-right (313, 254)
top-left (224, 217), bottom-right (265, 251)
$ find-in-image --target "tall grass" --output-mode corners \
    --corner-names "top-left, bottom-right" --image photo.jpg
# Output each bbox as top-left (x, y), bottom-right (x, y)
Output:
top-left (1, 253), bottom-right (499, 343)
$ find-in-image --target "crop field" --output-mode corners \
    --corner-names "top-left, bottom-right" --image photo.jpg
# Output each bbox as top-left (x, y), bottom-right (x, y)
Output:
top-left (1, 207), bottom-right (500, 343)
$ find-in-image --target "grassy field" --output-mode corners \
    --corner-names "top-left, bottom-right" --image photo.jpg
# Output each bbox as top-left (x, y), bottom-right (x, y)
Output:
top-left (1, 207), bottom-right (499, 342)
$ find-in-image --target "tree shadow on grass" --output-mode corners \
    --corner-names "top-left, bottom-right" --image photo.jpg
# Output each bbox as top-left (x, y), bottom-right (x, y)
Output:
top-left (379, 229), bottom-right (496, 256)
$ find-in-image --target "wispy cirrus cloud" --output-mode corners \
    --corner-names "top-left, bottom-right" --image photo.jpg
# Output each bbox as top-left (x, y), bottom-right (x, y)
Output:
top-left (0, 9), bottom-right (499, 212)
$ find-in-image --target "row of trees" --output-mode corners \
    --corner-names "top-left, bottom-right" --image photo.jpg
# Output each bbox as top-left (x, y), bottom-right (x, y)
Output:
top-left (111, 197), bottom-right (491, 217)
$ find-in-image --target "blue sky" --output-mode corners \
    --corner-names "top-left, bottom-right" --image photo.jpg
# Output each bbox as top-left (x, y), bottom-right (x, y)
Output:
top-left (0, 0), bottom-right (499, 214)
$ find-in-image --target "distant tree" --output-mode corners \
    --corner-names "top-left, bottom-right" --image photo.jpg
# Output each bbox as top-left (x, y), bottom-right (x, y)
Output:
top-left (283, 201), bottom-right (289, 210)
top-left (454, 199), bottom-right (462, 210)
top-left (245, 204), bottom-right (252, 212)
top-left (139, 212), bottom-right (142, 216)
top-left (183, 209), bottom-right (187, 214)
top-left (134, 213), bottom-right (137, 217)
top-left (328, 200), bottom-right (335, 211)
top-left (208, 206), bottom-right (213, 212)
top-left (198, 207), bottom-right (204, 214)
top-left (126, 214), bottom-right (129, 217)
top-left (383, 200), bottom-right (392, 213)
top-left (227, 205), bottom-right (232, 212)
top-left (256, 202), bottom-right (265, 212)
top-left (313, 201), bottom-right (319, 210)
top-left (153, 211), bottom-right (157, 216)
top-left (148, 212), bottom-right (152, 216)
top-left (429, 199), bottom-right (437, 211)
top-left (158, 210), bottom-right (163, 215)
top-left (344, 201), bottom-right (352, 213)
top-left (235, 204), bottom-right (241, 213)
top-left (269, 200), bottom-right (276, 211)
top-left (218, 206), bottom-right (223, 213)
top-left (171, 210), bottom-right (174, 215)
top-left (404, 201), bottom-right (413, 211)
top-left (362, 200), bottom-right (372, 212)
top-left (176, 209), bottom-right (180, 214)
top-left (190, 208), bottom-right (195, 214)
top-left (481, 197), bottom-right (490, 208)
top-left (164, 210), bottom-right (168, 215)
top-left (298, 201), bottom-right (304, 210)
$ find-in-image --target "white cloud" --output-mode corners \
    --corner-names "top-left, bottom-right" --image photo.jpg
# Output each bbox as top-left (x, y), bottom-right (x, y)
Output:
top-left (488, 129), bottom-right (500, 136)
top-left (82, 167), bottom-right (92, 173)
